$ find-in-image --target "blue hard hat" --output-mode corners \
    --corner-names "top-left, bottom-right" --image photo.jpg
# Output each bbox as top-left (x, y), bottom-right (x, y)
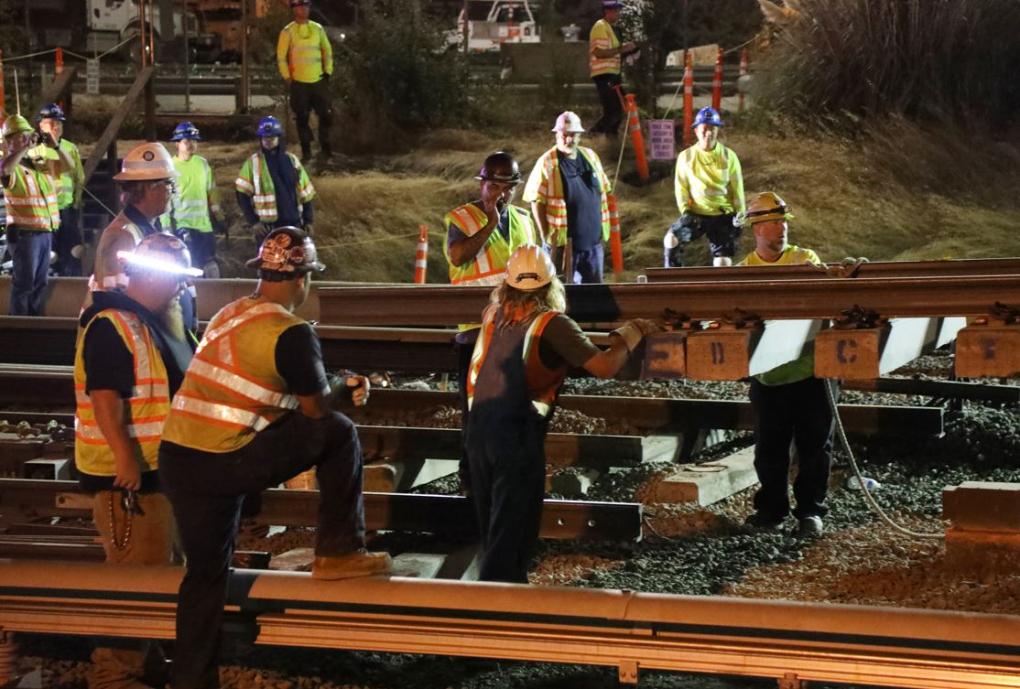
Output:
top-left (256, 116), bottom-right (284, 138)
top-left (692, 106), bottom-right (724, 128)
top-left (171, 121), bottom-right (202, 141)
top-left (37, 102), bottom-right (66, 122)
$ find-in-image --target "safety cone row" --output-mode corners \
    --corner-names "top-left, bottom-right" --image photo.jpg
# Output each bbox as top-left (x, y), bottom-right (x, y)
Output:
top-left (413, 224), bottom-right (429, 284)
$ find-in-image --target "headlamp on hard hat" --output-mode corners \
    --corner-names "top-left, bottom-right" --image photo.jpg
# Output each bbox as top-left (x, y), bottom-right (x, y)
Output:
top-left (118, 234), bottom-right (203, 277)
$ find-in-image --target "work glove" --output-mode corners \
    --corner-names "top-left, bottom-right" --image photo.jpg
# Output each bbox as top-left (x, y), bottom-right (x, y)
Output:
top-left (211, 216), bottom-right (227, 235)
top-left (328, 370), bottom-right (371, 407)
top-left (252, 222), bottom-right (270, 245)
top-left (612, 319), bottom-right (663, 353)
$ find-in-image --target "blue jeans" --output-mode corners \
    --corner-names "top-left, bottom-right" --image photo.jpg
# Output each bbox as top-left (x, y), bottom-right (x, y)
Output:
top-left (572, 242), bottom-right (604, 284)
top-left (8, 229), bottom-right (52, 316)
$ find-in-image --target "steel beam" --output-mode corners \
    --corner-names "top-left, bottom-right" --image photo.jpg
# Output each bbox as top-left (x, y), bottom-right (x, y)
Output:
top-left (843, 378), bottom-right (1020, 403)
top-left (316, 275), bottom-right (1020, 325)
top-left (0, 479), bottom-right (641, 541)
top-left (1, 561), bottom-right (1019, 689)
top-left (642, 258), bottom-right (1020, 283)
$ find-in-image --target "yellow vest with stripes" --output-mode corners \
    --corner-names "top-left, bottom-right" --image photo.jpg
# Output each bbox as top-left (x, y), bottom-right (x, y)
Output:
top-left (443, 203), bottom-right (535, 287)
top-left (589, 19), bottom-right (621, 77)
top-left (74, 310), bottom-right (171, 476)
top-left (4, 164), bottom-right (60, 231)
top-left (161, 298), bottom-right (306, 453)
top-left (522, 147), bottom-right (611, 247)
top-left (235, 152), bottom-right (316, 224)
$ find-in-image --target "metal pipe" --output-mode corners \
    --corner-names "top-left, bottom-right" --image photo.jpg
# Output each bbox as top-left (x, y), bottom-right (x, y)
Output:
top-left (643, 258), bottom-right (1020, 283)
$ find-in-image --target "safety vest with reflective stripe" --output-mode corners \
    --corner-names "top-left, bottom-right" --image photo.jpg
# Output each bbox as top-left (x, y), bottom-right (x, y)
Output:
top-left (235, 152), bottom-right (315, 223)
top-left (277, 20), bottom-right (333, 84)
top-left (466, 305), bottom-right (565, 418)
top-left (74, 310), bottom-right (171, 476)
top-left (161, 155), bottom-right (220, 233)
top-left (522, 146), bottom-right (611, 247)
top-left (589, 19), bottom-right (621, 77)
top-left (443, 203), bottom-right (536, 287)
top-left (3, 163), bottom-right (60, 231)
top-left (674, 143), bottom-right (745, 216)
top-left (28, 138), bottom-right (84, 209)
top-left (161, 298), bottom-right (307, 453)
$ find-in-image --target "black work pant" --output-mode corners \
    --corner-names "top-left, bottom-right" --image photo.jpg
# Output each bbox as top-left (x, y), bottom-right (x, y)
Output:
top-left (591, 73), bottom-right (625, 135)
top-left (159, 409), bottom-right (366, 689)
top-left (466, 414), bottom-right (546, 583)
top-left (290, 79), bottom-right (333, 156)
top-left (55, 207), bottom-right (82, 276)
top-left (183, 230), bottom-right (217, 274)
top-left (749, 377), bottom-right (837, 521)
top-left (455, 331), bottom-right (479, 490)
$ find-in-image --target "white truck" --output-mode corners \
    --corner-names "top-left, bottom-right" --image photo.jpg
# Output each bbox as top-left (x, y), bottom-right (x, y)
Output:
top-left (449, 0), bottom-right (541, 53)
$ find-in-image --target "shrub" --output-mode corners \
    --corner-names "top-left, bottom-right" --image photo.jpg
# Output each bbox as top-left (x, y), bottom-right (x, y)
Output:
top-left (332, 0), bottom-right (471, 152)
top-left (755, 0), bottom-right (1020, 130)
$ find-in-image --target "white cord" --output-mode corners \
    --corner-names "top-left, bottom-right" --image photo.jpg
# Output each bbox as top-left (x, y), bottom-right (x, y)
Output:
top-left (825, 379), bottom-right (943, 539)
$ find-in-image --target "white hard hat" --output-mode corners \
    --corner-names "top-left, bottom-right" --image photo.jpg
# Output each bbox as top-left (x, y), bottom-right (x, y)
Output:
top-left (506, 245), bottom-right (556, 291)
top-left (113, 142), bottom-right (179, 182)
top-left (552, 111), bottom-right (585, 133)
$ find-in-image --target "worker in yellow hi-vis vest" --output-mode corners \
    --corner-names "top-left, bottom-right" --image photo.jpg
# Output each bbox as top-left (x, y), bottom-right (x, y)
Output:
top-left (277, 0), bottom-right (334, 162)
top-left (589, 0), bottom-right (637, 136)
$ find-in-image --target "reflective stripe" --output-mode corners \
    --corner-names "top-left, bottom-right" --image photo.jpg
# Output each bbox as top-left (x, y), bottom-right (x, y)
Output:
top-left (188, 357), bottom-right (298, 408)
top-left (199, 301), bottom-right (290, 352)
top-left (172, 394), bottom-right (272, 431)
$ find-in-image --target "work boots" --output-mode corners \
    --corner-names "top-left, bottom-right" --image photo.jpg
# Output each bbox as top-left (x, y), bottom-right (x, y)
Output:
top-left (312, 549), bottom-right (392, 580)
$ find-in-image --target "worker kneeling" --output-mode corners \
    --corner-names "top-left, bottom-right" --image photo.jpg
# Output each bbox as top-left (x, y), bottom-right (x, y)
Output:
top-left (158, 227), bottom-right (390, 688)
top-left (466, 246), bottom-right (661, 582)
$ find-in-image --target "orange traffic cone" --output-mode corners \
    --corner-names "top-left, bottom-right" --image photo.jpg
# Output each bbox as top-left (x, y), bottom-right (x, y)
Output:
top-left (682, 53), bottom-right (694, 147)
top-left (413, 224), bottom-right (428, 284)
top-left (608, 194), bottom-right (624, 275)
top-left (711, 47), bottom-right (723, 112)
top-left (624, 94), bottom-right (649, 182)
top-left (738, 49), bottom-right (749, 113)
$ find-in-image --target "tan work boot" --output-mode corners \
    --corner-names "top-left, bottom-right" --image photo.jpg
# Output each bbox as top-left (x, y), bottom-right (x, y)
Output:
top-left (312, 549), bottom-right (392, 580)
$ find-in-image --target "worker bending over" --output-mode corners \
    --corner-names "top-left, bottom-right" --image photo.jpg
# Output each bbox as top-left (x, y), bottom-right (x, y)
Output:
top-left (74, 234), bottom-right (199, 689)
top-left (277, 0), bottom-right (334, 161)
top-left (738, 192), bottom-right (835, 538)
top-left (159, 227), bottom-right (390, 688)
top-left (236, 116), bottom-right (316, 247)
top-left (466, 246), bottom-right (660, 582)
top-left (666, 106), bottom-right (745, 267)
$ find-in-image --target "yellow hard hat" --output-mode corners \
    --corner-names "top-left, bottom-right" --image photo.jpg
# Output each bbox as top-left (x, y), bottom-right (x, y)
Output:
top-left (1, 114), bottom-right (34, 139)
top-left (114, 142), bottom-right (179, 182)
top-left (506, 246), bottom-right (555, 291)
top-left (744, 191), bottom-right (794, 226)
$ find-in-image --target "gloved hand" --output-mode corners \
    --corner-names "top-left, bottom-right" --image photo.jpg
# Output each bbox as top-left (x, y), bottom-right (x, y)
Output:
top-left (252, 222), bottom-right (270, 245)
top-left (328, 370), bottom-right (371, 407)
top-left (303, 223), bottom-right (314, 236)
top-left (612, 319), bottom-right (663, 353)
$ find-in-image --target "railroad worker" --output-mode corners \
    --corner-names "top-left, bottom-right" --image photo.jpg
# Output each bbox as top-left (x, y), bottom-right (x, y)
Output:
top-left (0, 114), bottom-right (64, 316)
top-left (665, 106), bottom-right (745, 268)
top-left (74, 233), bottom-right (200, 689)
top-left (236, 116), bottom-right (316, 247)
top-left (589, 0), bottom-right (636, 136)
top-left (738, 192), bottom-right (834, 538)
top-left (466, 246), bottom-right (661, 582)
top-left (276, 0), bottom-right (334, 162)
top-left (158, 227), bottom-right (391, 688)
top-left (29, 103), bottom-right (85, 276)
top-left (161, 121), bottom-right (226, 278)
top-left (444, 151), bottom-right (537, 491)
top-left (522, 111), bottom-right (612, 284)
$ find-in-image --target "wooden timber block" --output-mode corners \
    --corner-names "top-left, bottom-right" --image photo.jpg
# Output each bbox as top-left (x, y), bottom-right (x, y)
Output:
top-left (270, 547), bottom-right (315, 572)
top-left (391, 552), bottom-right (446, 578)
top-left (943, 482), bottom-right (1020, 533)
top-left (955, 324), bottom-right (1020, 378)
top-left (814, 327), bottom-right (886, 380)
top-left (283, 469), bottom-right (317, 490)
top-left (363, 462), bottom-right (398, 493)
top-left (0, 434), bottom-right (46, 476)
top-left (652, 447), bottom-right (757, 506)
top-left (641, 331), bottom-right (687, 379)
top-left (686, 328), bottom-right (761, 381)
top-left (944, 528), bottom-right (1020, 573)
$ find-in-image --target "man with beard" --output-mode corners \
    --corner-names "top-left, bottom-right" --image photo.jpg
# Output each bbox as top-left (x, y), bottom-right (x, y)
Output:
top-left (523, 111), bottom-right (612, 283)
top-left (236, 116), bottom-right (316, 246)
top-left (159, 227), bottom-right (390, 689)
top-left (87, 142), bottom-right (200, 334)
top-left (74, 233), bottom-right (200, 689)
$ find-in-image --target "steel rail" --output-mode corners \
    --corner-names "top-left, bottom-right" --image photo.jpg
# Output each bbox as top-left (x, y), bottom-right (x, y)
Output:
top-left (0, 367), bottom-right (945, 437)
top-left (0, 479), bottom-right (641, 541)
top-left (0, 561), bottom-right (1018, 689)
top-left (642, 257), bottom-right (1020, 283)
top-left (316, 275), bottom-right (1020, 325)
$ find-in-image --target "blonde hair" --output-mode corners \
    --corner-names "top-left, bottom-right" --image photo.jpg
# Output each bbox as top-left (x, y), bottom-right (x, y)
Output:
top-left (490, 276), bottom-right (567, 328)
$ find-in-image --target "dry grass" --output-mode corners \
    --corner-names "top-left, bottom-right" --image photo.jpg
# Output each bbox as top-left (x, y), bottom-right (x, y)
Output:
top-left (100, 120), bottom-right (1020, 282)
